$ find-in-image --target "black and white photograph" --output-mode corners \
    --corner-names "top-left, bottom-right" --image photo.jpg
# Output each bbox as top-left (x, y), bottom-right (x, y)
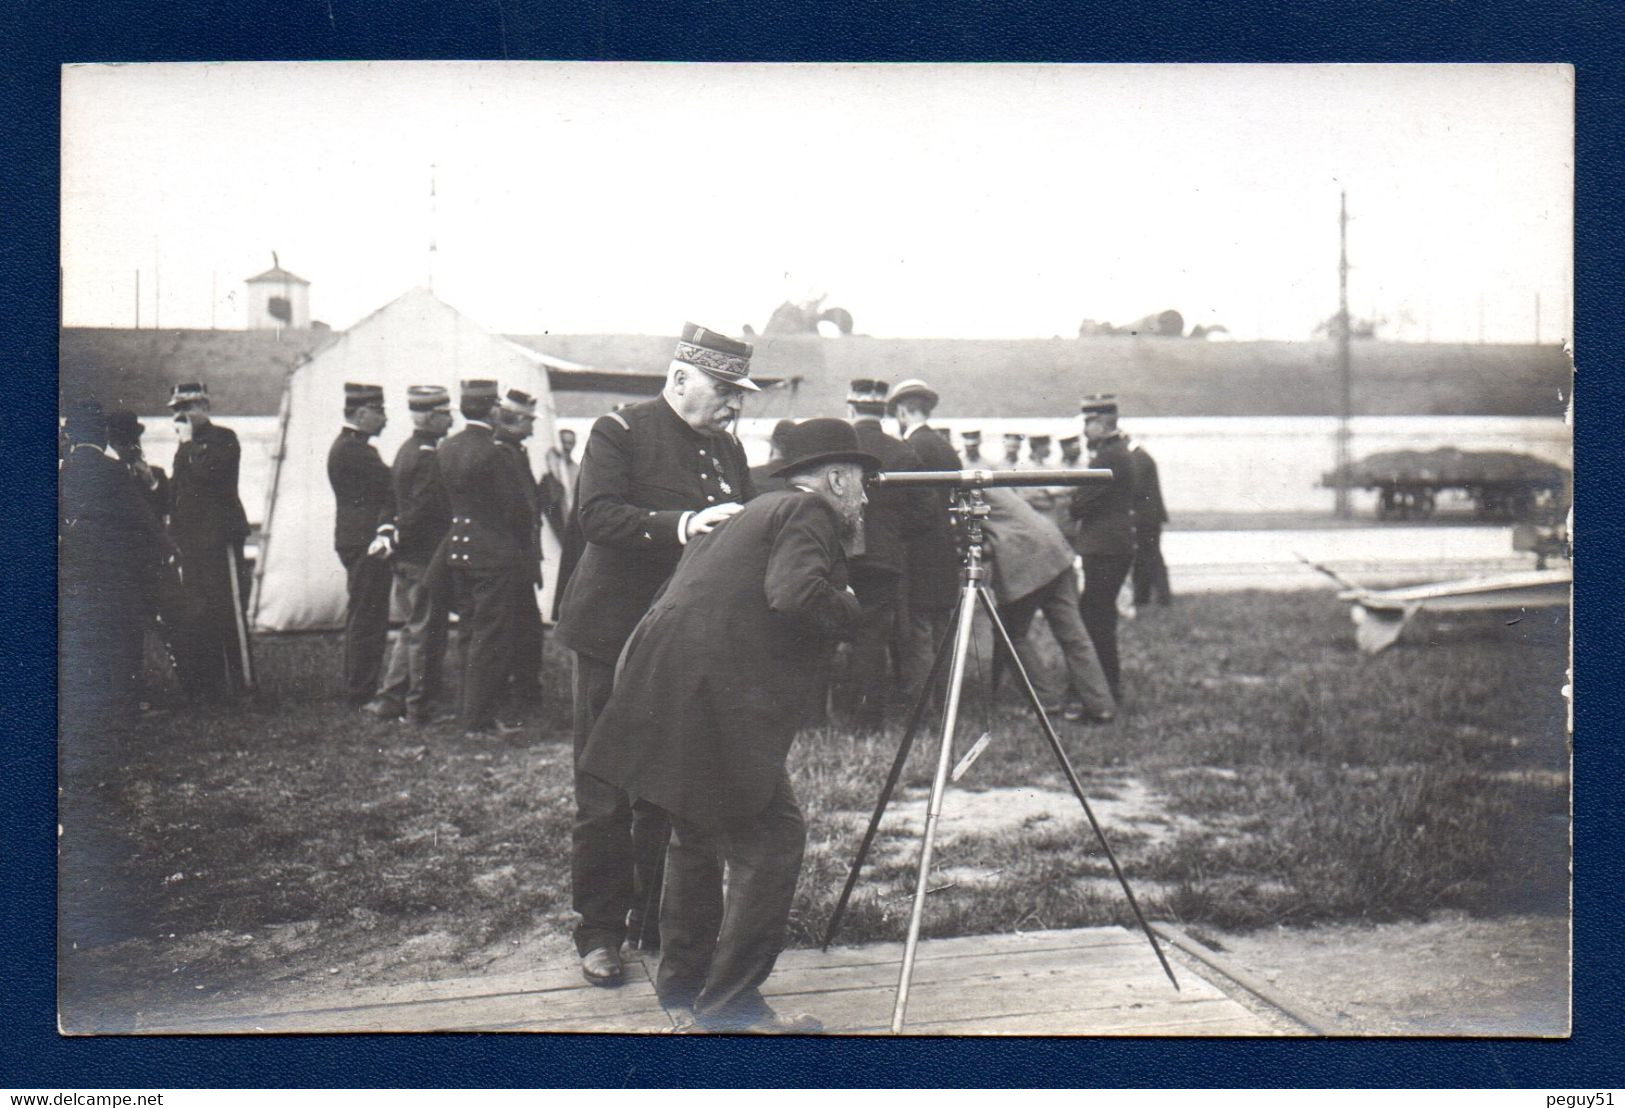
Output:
top-left (57, 61), bottom-right (1572, 1037)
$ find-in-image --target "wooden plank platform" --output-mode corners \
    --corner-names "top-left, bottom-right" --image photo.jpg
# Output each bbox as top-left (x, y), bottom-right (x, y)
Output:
top-left (119, 926), bottom-right (1302, 1036)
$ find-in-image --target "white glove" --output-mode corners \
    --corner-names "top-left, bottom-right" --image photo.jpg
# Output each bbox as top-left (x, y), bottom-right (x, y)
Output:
top-left (366, 533), bottom-right (395, 559)
top-left (685, 501), bottom-right (743, 539)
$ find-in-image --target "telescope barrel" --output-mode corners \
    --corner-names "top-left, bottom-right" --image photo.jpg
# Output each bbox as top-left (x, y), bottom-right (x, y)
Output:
top-left (870, 467), bottom-right (1112, 488)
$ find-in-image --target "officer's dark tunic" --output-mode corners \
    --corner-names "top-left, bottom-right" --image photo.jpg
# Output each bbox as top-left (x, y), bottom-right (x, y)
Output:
top-left (1130, 443), bottom-right (1172, 605)
top-left (555, 395), bottom-right (753, 956)
top-left (437, 421), bottom-right (538, 731)
top-left (1068, 431), bottom-right (1137, 701)
top-left (169, 421), bottom-right (251, 698)
top-left (374, 430), bottom-right (452, 717)
top-left (327, 426), bottom-right (394, 704)
top-left (496, 437), bottom-right (546, 710)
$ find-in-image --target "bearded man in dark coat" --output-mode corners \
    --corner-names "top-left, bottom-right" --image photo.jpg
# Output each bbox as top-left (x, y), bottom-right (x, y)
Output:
top-left (581, 418), bottom-right (872, 1034)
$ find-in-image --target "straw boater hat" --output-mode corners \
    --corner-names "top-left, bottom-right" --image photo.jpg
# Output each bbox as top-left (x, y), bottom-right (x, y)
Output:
top-left (771, 418), bottom-right (881, 479)
top-left (674, 323), bottom-right (760, 391)
top-left (408, 385), bottom-right (452, 412)
top-left (167, 382), bottom-right (209, 409)
top-left (1078, 393), bottom-right (1119, 416)
top-left (343, 383), bottom-right (385, 410)
top-left (886, 378), bottom-right (939, 414)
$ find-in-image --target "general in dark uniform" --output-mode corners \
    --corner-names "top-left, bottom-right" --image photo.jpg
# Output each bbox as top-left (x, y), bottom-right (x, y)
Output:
top-left (555, 323), bottom-right (758, 986)
top-left (438, 380), bottom-right (540, 736)
top-left (370, 385), bottom-right (454, 724)
top-left (326, 383), bottom-right (394, 706)
top-left (1068, 394), bottom-right (1137, 704)
top-left (886, 378), bottom-right (962, 711)
top-left (166, 382), bottom-right (252, 700)
top-left (841, 378), bottom-right (931, 731)
top-left (581, 418), bottom-right (872, 1033)
top-left (1129, 436), bottom-right (1172, 606)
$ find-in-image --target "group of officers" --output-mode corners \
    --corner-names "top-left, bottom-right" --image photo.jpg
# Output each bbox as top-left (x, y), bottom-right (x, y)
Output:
top-left (58, 319), bottom-right (1171, 1034)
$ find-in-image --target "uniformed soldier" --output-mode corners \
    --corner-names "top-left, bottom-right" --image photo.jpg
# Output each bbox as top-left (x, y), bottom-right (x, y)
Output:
top-left (999, 431), bottom-right (1025, 469)
top-left (1058, 434), bottom-right (1083, 468)
top-left (493, 388), bottom-right (546, 717)
top-left (439, 380), bottom-right (539, 737)
top-left (1126, 436), bottom-right (1171, 607)
top-left (1019, 432), bottom-right (1059, 514)
top-left (556, 322), bottom-right (758, 987)
top-left (886, 378), bottom-right (962, 713)
top-left (327, 383), bottom-right (394, 707)
top-left (166, 382), bottom-right (252, 700)
top-left (842, 378), bottom-right (931, 731)
top-left (1069, 394), bottom-right (1137, 704)
top-left (960, 429), bottom-right (983, 465)
top-left (368, 385), bottom-right (454, 724)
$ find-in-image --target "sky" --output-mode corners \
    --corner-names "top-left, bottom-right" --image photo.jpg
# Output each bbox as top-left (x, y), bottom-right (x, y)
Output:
top-left (61, 62), bottom-right (1573, 343)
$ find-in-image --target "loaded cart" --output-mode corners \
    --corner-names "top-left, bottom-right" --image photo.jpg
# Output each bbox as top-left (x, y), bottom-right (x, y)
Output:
top-left (1322, 448), bottom-right (1570, 522)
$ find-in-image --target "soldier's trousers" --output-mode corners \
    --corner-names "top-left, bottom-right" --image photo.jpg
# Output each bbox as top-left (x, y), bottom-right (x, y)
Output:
top-left (654, 771), bottom-right (805, 1028)
top-left (451, 565), bottom-right (522, 730)
top-left (173, 540), bottom-right (249, 701)
top-left (996, 567), bottom-right (1114, 716)
top-left (1078, 554), bottom-right (1133, 703)
top-left (338, 546), bottom-right (392, 705)
top-left (1132, 524), bottom-right (1172, 605)
top-left (375, 558), bottom-right (449, 719)
top-left (570, 652), bottom-right (671, 956)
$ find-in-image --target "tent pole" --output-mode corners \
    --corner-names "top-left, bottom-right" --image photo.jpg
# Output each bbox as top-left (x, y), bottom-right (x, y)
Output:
top-left (248, 375), bottom-right (296, 628)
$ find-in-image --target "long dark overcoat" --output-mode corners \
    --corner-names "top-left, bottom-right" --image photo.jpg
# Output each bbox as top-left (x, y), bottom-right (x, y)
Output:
top-left (1067, 432), bottom-right (1137, 557)
top-left (902, 424), bottom-right (963, 611)
top-left (580, 489), bottom-right (862, 830)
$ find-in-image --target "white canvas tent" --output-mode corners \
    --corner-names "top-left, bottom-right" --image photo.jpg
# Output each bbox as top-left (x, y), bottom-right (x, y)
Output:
top-left (251, 287), bottom-right (566, 632)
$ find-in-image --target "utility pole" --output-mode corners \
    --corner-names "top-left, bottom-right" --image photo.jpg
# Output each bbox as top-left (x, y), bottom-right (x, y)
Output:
top-left (1334, 190), bottom-right (1353, 520)
top-left (135, 269), bottom-right (140, 329)
top-left (428, 162), bottom-right (439, 292)
top-left (1535, 291), bottom-right (1541, 344)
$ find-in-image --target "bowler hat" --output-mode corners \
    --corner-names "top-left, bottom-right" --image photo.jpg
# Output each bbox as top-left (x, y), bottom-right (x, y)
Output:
top-left (771, 418), bottom-right (880, 479)
top-left (106, 409), bottom-right (145, 442)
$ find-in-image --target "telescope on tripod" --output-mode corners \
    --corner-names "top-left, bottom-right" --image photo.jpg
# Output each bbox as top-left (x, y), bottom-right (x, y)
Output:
top-left (822, 465), bottom-right (1179, 1033)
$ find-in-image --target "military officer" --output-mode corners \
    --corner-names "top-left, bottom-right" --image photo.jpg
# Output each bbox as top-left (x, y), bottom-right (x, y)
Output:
top-left (556, 323), bottom-right (758, 986)
top-left (1129, 436), bottom-right (1173, 607)
top-left (327, 383), bottom-right (394, 707)
top-left (960, 429), bottom-right (983, 465)
top-left (581, 418), bottom-right (872, 1033)
top-left (842, 378), bottom-right (930, 731)
top-left (1058, 434), bottom-right (1084, 468)
top-left (493, 388), bottom-right (546, 716)
top-left (999, 431), bottom-right (1025, 469)
top-left (439, 380), bottom-right (539, 737)
top-left (885, 378), bottom-right (962, 712)
top-left (1068, 394), bottom-right (1137, 704)
top-left (368, 385), bottom-right (454, 724)
top-left (166, 382), bottom-right (252, 700)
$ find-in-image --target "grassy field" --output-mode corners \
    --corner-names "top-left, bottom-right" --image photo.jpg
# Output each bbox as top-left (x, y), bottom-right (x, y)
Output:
top-left (59, 590), bottom-right (1569, 1015)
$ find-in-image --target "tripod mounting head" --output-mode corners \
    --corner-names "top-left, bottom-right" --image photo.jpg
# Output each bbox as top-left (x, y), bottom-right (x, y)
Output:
top-left (869, 467), bottom-right (1111, 489)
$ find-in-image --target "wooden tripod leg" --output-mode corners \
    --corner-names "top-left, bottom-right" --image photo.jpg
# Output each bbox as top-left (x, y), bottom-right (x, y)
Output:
top-left (821, 600), bottom-right (961, 951)
top-left (975, 587), bottom-right (1180, 993)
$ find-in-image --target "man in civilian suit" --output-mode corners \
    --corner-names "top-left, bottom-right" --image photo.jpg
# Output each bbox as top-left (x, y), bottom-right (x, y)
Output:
top-left (1068, 394), bottom-right (1137, 704)
top-left (368, 385), bottom-right (453, 724)
top-left (886, 378), bottom-right (961, 713)
top-left (438, 380), bottom-right (539, 737)
top-left (556, 323), bottom-right (758, 987)
top-left (581, 418), bottom-right (871, 1033)
top-left (842, 378), bottom-right (930, 731)
top-left (327, 382), bottom-right (394, 707)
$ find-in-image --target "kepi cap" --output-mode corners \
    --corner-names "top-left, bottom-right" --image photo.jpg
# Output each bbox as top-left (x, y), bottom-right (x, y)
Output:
top-left (408, 385), bottom-right (452, 412)
top-left (344, 382), bottom-right (386, 408)
top-left (675, 322), bottom-right (759, 392)
top-left (168, 382), bottom-right (209, 409)
top-left (501, 388), bottom-right (538, 415)
top-left (460, 379), bottom-right (500, 402)
top-left (846, 378), bottom-right (890, 407)
top-left (1079, 393), bottom-right (1119, 416)
top-left (771, 417), bottom-right (881, 479)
